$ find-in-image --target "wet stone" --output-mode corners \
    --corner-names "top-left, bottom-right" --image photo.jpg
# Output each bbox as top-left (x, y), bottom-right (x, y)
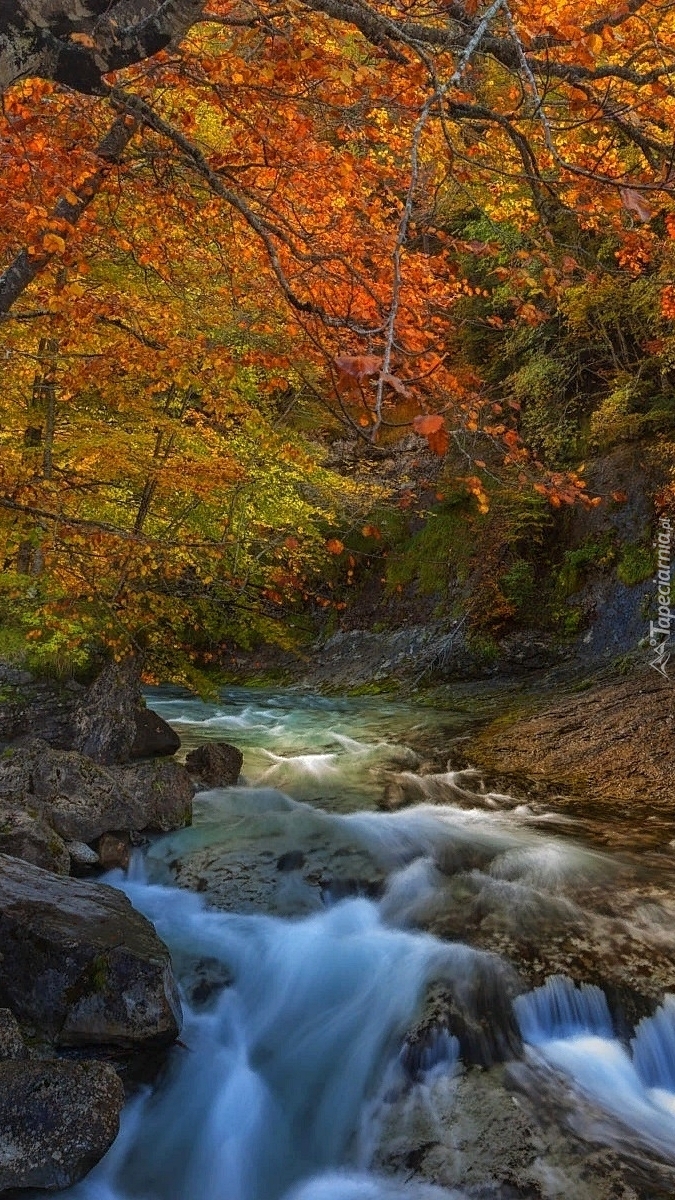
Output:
top-left (277, 850), bottom-right (306, 872)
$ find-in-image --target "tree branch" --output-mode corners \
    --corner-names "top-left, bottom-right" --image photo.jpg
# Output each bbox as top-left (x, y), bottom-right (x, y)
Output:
top-left (0, 116), bottom-right (137, 317)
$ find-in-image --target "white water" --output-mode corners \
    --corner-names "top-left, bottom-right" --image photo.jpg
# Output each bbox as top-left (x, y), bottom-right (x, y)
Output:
top-left (60, 688), bottom-right (675, 1198)
top-left (63, 868), bottom-right (473, 1200)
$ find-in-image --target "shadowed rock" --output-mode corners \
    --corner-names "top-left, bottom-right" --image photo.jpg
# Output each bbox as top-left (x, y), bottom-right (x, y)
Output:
top-left (0, 1008), bottom-right (26, 1061)
top-left (0, 738), bottom-right (192, 847)
top-left (0, 807), bottom-right (70, 875)
top-left (186, 742), bottom-right (243, 788)
top-left (0, 657), bottom-right (180, 764)
top-left (0, 854), bottom-right (182, 1053)
top-left (403, 972), bottom-right (523, 1072)
top-left (0, 1059), bottom-right (124, 1192)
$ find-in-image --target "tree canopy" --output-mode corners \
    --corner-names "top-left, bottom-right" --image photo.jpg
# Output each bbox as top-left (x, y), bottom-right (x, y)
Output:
top-left (1, 0), bottom-right (674, 680)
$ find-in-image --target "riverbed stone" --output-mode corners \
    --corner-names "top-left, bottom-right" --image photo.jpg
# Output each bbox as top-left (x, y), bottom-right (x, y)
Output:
top-left (373, 1061), bottom-right (661, 1200)
top-left (0, 1009), bottom-right (26, 1061)
top-left (0, 854), bottom-right (182, 1052)
top-left (0, 1058), bottom-right (124, 1192)
top-left (97, 831), bottom-right (131, 870)
top-left (185, 742), bottom-right (244, 788)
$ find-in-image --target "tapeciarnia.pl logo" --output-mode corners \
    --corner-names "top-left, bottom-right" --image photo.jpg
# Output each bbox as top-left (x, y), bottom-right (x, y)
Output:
top-left (648, 516), bottom-right (673, 680)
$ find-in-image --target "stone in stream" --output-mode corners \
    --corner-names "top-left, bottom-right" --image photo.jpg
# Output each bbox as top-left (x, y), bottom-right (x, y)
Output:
top-left (373, 1059), bottom-right (657, 1200)
top-left (0, 1058), bottom-right (124, 1193)
top-left (402, 972), bottom-right (523, 1074)
top-left (0, 853), bottom-right (182, 1053)
top-left (185, 741), bottom-right (244, 788)
top-left (97, 831), bottom-right (131, 871)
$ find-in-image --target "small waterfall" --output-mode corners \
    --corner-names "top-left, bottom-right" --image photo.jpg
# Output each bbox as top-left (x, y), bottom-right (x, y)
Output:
top-left (514, 975), bottom-right (614, 1043)
top-left (632, 997), bottom-right (675, 1093)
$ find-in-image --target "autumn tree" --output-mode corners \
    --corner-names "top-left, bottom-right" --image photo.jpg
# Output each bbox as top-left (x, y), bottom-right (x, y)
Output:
top-left (1, 0), bottom-right (674, 674)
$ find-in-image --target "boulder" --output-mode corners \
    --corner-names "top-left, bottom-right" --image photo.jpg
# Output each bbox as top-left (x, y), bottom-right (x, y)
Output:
top-left (0, 657), bottom-right (180, 764)
top-left (72, 657), bottom-right (178, 765)
top-left (115, 760), bottom-right (194, 832)
top-left (67, 840), bottom-right (100, 868)
top-left (0, 854), bottom-right (182, 1052)
top-left (0, 806), bottom-right (70, 875)
top-left (185, 742), bottom-right (243, 788)
top-left (0, 739), bottom-right (192, 848)
top-left (130, 705), bottom-right (180, 760)
top-left (0, 1058), bottom-right (123, 1192)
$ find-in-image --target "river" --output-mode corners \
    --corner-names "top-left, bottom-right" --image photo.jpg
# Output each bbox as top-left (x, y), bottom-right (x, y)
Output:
top-left (60, 687), bottom-right (675, 1200)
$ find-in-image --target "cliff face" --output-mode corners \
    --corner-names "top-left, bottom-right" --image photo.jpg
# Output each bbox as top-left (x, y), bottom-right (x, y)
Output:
top-left (305, 439), bottom-right (672, 689)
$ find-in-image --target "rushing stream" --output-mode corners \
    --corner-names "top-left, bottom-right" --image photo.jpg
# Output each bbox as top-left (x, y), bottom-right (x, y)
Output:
top-left (61, 688), bottom-right (675, 1200)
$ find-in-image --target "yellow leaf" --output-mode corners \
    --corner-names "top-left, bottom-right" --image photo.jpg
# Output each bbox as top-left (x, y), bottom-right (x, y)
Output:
top-left (42, 233), bottom-right (66, 254)
top-left (585, 33), bottom-right (603, 56)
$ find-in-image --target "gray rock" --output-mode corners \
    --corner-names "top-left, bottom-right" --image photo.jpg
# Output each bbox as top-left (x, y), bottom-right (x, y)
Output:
top-left (0, 738), bottom-right (192, 847)
top-left (185, 742), bottom-right (243, 788)
top-left (0, 806), bottom-right (70, 875)
top-left (0, 1009), bottom-right (26, 1060)
top-left (67, 841), bottom-right (100, 867)
top-left (0, 1058), bottom-right (123, 1192)
top-left (0, 657), bottom-right (180, 764)
top-left (72, 657), bottom-right (179, 765)
top-left (71, 657), bottom-right (142, 764)
top-left (0, 854), bottom-right (182, 1052)
top-left (130, 706), bottom-right (180, 760)
top-left (115, 759), bottom-right (194, 832)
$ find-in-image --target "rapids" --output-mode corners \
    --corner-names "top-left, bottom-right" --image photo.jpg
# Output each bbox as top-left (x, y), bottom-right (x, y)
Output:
top-left (57, 687), bottom-right (675, 1200)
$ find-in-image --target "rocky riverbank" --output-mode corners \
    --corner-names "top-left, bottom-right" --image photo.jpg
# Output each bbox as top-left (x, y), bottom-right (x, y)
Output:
top-left (0, 658), bottom-right (194, 1193)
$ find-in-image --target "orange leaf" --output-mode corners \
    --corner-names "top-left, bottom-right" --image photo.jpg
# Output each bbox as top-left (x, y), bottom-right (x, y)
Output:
top-left (585, 33), bottom-right (604, 56)
top-left (427, 426), bottom-right (449, 455)
top-left (335, 354), bottom-right (382, 380)
top-left (325, 538), bottom-right (344, 555)
top-left (42, 233), bottom-right (66, 254)
top-left (413, 413), bottom-right (444, 436)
